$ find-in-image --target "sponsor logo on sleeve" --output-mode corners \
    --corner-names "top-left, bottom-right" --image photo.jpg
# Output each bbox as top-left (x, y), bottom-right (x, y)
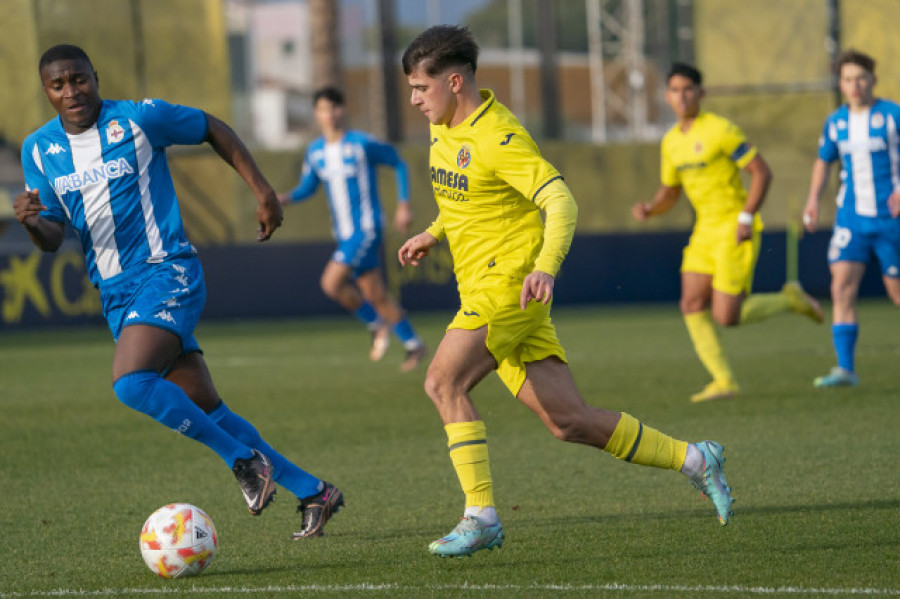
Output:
top-left (45, 143), bottom-right (67, 155)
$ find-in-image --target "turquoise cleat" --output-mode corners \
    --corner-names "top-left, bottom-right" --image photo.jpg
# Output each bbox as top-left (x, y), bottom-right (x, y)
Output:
top-left (428, 516), bottom-right (504, 557)
top-left (690, 441), bottom-right (734, 526)
top-left (814, 367), bottom-right (858, 388)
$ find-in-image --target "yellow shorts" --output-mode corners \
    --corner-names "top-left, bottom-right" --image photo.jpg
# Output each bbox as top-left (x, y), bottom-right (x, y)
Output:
top-left (448, 274), bottom-right (567, 396)
top-left (681, 226), bottom-right (761, 296)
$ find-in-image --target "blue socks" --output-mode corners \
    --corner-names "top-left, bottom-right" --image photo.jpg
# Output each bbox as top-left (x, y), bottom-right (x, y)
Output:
top-left (208, 402), bottom-right (322, 499)
top-left (353, 302), bottom-right (381, 329)
top-left (393, 318), bottom-right (422, 349)
top-left (832, 323), bottom-right (859, 372)
top-left (113, 370), bottom-right (252, 467)
top-left (113, 370), bottom-right (323, 500)
top-left (356, 303), bottom-right (422, 350)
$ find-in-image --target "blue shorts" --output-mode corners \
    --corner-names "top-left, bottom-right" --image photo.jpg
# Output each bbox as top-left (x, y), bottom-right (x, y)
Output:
top-left (332, 230), bottom-right (382, 277)
top-left (99, 256), bottom-right (206, 353)
top-left (828, 218), bottom-right (900, 277)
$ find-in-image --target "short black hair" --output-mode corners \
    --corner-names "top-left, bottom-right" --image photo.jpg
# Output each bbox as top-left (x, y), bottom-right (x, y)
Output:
top-left (836, 49), bottom-right (875, 75)
top-left (313, 86), bottom-right (344, 106)
top-left (667, 62), bottom-right (702, 85)
top-left (401, 25), bottom-right (478, 77)
top-left (39, 44), bottom-right (94, 74)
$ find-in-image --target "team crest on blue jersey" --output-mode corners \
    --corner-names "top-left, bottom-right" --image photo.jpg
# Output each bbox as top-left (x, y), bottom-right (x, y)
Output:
top-left (106, 120), bottom-right (126, 144)
top-left (457, 146), bottom-right (471, 169)
top-left (872, 112), bottom-right (885, 128)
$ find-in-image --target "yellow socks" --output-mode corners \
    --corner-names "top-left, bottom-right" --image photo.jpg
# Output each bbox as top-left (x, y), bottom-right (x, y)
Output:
top-left (445, 421), bottom-right (495, 509)
top-left (740, 292), bottom-right (790, 325)
top-left (604, 412), bottom-right (688, 471)
top-left (684, 311), bottom-right (735, 384)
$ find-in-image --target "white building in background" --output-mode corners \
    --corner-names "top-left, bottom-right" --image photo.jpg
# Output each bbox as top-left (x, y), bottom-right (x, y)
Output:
top-left (226, 0), bottom-right (313, 149)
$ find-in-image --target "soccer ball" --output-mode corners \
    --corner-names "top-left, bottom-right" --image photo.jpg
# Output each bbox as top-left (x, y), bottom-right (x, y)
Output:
top-left (139, 503), bottom-right (218, 578)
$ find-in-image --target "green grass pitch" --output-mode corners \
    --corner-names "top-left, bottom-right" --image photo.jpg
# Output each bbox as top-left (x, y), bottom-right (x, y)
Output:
top-left (0, 302), bottom-right (898, 598)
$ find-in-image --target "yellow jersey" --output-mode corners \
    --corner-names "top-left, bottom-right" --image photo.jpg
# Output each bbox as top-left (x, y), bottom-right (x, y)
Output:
top-left (660, 111), bottom-right (758, 230)
top-left (426, 90), bottom-right (564, 296)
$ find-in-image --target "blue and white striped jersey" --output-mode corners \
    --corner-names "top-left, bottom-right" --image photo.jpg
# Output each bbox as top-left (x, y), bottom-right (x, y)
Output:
top-left (21, 98), bottom-right (207, 288)
top-left (818, 98), bottom-right (900, 222)
top-left (287, 130), bottom-right (409, 241)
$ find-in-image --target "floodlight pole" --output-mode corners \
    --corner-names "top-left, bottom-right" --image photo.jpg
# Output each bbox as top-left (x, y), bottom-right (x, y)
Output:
top-left (587, 0), bottom-right (608, 144)
top-left (507, 0), bottom-right (527, 119)
top-left (377, 0), bottom-right (403, 143)
top-left (130, 0), bottom-right (148, 99)
top-left (536, 0), bottom-right (561, 140)
top-left (826, 0), bottom-right (841, 108)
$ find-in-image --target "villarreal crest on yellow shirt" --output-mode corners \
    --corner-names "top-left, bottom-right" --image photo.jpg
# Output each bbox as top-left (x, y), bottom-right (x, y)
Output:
top-left (425, 90), bottom-right (561, 296)
top-left (660, 111), bottom-right (758, 230)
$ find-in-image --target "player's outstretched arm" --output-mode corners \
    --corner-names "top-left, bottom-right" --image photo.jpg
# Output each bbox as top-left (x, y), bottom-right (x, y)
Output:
top-left (14, 189), bottom-right (64, 252)
top-left (204, 114), bottom-right (283, 241)
top-left (398, 231), bottom-right (438, 267)
top-left (632, 185), bottom-right (681, 221)
top-left (803, 158), bottom-right (830, 232)
top-left (733, 154), bottom-right (772, 243)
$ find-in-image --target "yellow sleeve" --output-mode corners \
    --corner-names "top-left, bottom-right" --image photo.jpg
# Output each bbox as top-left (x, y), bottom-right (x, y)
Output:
top-left (660, 136), bottom-right (681, 187)
top-left (489, 129), bottom-right (561, 201)
top-left (425, 212), bottom-right (446, 242)
top-left (533, 178), bottom-right (578, 277)
top-left (718, 118), bottom-right (757, 169)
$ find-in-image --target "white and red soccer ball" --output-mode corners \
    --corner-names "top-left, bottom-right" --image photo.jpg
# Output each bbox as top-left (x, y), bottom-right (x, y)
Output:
top-left (139, 503), bottom-right (218, 578)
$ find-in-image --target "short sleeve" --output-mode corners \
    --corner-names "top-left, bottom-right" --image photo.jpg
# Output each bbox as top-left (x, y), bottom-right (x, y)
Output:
top-left (487, 130), bottom-right (560, 201)
top-left (719, 119), bottom-right (758, 169)
top-left (21, 138), bottom-right (67, 223)
top-left (817, 118), bottom-right (839, 163)
top-left (660, 137), bottom-right (680, 187)
top-left (133, 98), bottom-right (208, 148)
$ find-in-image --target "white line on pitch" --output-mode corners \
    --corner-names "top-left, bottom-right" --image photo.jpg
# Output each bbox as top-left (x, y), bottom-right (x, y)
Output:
top-left (1, 583), bottom-right (900, 597)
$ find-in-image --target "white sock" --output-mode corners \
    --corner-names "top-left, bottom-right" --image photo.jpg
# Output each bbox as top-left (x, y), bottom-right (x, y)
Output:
top-left (464, 505), bottom-right (499, 525)
top-left (681, 443), bottom-right (704, 479)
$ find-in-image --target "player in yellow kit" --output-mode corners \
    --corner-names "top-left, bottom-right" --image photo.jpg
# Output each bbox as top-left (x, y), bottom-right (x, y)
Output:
top-left (398, 26), bottom-right (735, 558)
top-left (633, 63), bottom-right (823, 403)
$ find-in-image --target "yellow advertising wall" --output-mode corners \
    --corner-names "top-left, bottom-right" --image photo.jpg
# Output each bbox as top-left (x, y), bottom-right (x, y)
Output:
top-left (4, 0), bottom-right (899, 244)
